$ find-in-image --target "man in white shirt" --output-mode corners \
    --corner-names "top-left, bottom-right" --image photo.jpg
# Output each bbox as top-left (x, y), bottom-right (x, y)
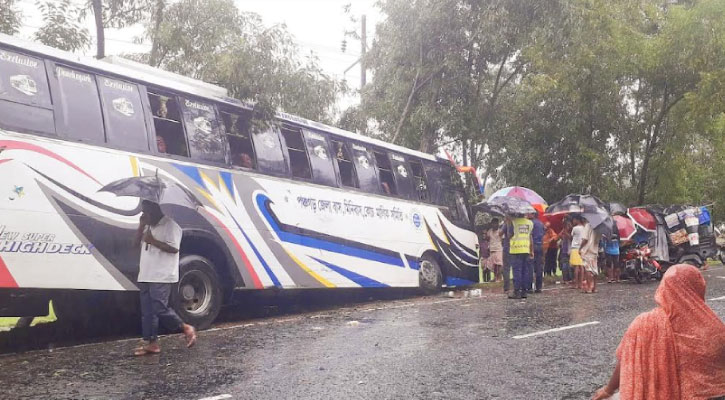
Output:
top-left (579, 219), bottom-right (601, 293)
top-left (134, 200), bottom-right (196, 356)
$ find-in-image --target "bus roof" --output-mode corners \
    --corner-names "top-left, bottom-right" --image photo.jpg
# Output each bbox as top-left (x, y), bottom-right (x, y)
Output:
top-left (0, 34), bottom-right (443, 164)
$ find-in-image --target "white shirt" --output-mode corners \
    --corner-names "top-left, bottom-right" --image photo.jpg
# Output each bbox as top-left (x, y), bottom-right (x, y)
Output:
top-left (580, 223), bottom-right (600, 260)
top-left (571, 225), bottom-right (584, 249)
top-left (138, 216), bottom-right (182, 283)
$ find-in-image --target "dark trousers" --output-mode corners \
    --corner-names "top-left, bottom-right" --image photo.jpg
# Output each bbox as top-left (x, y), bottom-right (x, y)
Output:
top-left (528, 247), bottom-right (543, 291)
top-left (502, 251), bottom-right (511, 291)
top-left (560, 255), bottom-right (572, 281)
top-left (510, 254), bottom-right (530, 293)
top-left (139, 282), bottom-right (184, 342)
top-left (544, 247), bottom-right (558, 276)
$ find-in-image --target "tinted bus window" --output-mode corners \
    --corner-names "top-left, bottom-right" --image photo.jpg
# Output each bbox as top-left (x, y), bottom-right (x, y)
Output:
top-left (409, 159), bottom-right (430, 202)
top-left (303, 130), bottom-right (336, 186)
top-left (351, 143), bottom-right (378, 193)
top-left (252, 126), bottom-right (287, 175)
top-left (389, 153), bottom-right (415, 199)
top-left (148, 92), bottom-right (188, 157)
top-left (281, 126), bottom-right (311, 179)
top-left (0, 49), bottom-right (52, 108)
top-left (373, 150), bottom-right (397, 196)
top-left (53, 65), bottom-right (105, 143)
top-left (180, 97), bottom-right (224, 163)
top-left (0, 49), bottom-right (54, 135)
top-left (97, 76), bottom-right (148, 151)
top-left (221, 110), bottom-right (256, 169)
top-left (331, 139), bottom-right (358, 188)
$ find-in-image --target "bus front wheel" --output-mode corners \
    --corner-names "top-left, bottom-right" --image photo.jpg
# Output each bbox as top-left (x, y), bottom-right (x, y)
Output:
top-left (419, 255), bottom-right (443, 294)
top-left (171, 255), bottom-right (222, 330)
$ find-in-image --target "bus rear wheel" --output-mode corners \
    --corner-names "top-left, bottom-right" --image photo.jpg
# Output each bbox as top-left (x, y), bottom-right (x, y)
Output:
top-left (171, 255), bottom-right (222, 330)
top-left (419, 255), bottom-right (443, 294)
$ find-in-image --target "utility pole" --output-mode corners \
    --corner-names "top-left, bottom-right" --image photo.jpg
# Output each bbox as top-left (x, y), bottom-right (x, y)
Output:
top-left (360, 15), bottom-right (366, 88)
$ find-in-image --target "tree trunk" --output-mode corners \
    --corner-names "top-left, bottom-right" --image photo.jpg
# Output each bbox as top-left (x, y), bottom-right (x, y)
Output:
top-left (92, 0), bottom-right (104, 59)
top-left (148, 0), bottom-right (166, 66)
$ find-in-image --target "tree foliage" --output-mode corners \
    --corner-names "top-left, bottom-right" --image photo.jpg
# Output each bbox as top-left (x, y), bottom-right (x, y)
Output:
top-left (34, 0), bottom-right (91, 52)
top-left (0, 0), bottom-right (21, 35)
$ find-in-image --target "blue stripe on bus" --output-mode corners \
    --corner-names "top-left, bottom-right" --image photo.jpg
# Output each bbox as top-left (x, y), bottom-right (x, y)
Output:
top-left (226, 206), bottom-right (281, 288)
top-left (219, 171), bottom-right (236, 199)
top-left (311, 257), bottom-right (388, 288)
top-left (445, 277), bottom-right (476, 287)
top-left (255, 193), bottom-right (406, 268)
top-left (173, 164), bottom-right (205, 187)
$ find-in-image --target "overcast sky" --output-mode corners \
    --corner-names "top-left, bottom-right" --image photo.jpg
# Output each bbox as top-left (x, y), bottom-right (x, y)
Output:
top-left (16, 0), bottom-right (381, 96)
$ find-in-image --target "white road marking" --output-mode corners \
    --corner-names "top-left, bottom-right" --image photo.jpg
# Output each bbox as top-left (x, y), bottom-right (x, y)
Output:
top-left (708, 296), bottom-right (725, 302)
top-left (197, 395), bottom-right (232, 400)
top-left (512, 321), bottom-right (601, 339)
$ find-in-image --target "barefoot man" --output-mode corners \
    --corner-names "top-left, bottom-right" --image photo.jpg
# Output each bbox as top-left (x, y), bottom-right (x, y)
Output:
top-left (134, 200), bottom-right (196, 355)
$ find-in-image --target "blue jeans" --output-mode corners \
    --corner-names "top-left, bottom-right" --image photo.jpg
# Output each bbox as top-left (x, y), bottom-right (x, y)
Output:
top-left (139, 282), bottom-right (184, 342)
top-left (560, 256), bottom-right (572, 281)
top-left (509, 254), bottom-right (530, 293)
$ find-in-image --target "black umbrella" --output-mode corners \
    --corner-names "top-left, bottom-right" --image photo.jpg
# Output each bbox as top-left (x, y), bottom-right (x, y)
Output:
top-left (99, 174), bottom-right (201, 209)
top-left (475, 196), bottom-right (536, 216)
top-left (547, 194), bottom-right (613, 237)
top-left (607, 202), bottom-right (628, 216)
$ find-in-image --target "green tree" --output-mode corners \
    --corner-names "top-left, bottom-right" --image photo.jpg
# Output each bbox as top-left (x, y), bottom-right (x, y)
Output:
top-left (35, 0), bottom-right (91, 52)
top-left (0, 0), bottom-right (21, 35)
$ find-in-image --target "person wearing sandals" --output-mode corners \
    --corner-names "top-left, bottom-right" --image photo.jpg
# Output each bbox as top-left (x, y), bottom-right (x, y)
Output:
top-left (134, 200), bottom-right (197, 356)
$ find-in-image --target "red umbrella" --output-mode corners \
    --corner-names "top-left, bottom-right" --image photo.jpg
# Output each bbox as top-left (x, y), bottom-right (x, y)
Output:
top-left (614, 215), bottom-right (637, 240)
top-left (628, 207), bottom-right (657, 232)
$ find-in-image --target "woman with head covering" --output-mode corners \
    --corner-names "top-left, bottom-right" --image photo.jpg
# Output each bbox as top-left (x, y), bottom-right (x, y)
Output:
top-left (592, 264), bottom-right (725, 400)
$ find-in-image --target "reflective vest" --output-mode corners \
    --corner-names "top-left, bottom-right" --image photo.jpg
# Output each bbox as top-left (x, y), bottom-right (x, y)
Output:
top-left (510, 218), bottom-right (533, 255)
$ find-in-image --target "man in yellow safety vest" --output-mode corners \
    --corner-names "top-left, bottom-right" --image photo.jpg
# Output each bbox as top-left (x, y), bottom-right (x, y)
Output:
top-left (508, 214), bottom-right (534, 299)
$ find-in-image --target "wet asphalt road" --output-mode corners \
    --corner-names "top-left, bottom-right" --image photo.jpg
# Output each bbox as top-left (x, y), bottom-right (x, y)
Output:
top-left (2, 266), bottom-right (725, 400)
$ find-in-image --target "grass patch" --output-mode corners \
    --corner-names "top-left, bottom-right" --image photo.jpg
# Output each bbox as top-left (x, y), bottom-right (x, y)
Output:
top-left (0, 302), bottom-right (57, 329)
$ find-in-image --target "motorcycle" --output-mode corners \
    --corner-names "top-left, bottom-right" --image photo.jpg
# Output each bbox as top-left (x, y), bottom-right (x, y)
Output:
top-left (622, 242), bottom-right (662, 283)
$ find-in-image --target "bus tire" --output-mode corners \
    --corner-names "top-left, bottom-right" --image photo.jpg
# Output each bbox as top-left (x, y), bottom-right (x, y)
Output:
top-left (419, 254), bottom-right (443, 294)
top-left (171, 255), bottom-right (222, 330)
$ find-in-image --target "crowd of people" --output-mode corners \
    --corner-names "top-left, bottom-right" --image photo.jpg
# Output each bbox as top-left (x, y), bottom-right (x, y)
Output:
top-left (478, 213), bottom-right (623, 298)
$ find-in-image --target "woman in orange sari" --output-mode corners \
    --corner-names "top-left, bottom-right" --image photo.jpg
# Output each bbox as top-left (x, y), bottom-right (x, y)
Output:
top-left (593, 264), bottom-right (725, 400)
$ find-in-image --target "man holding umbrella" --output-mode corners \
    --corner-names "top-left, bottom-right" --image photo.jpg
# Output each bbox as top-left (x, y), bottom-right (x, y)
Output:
top-left (134, 200), bottom-right (197, 355)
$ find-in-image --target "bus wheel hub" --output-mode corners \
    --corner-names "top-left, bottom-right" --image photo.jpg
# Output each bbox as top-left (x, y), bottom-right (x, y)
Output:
top-left (181, 284), bottom-right (196, 301)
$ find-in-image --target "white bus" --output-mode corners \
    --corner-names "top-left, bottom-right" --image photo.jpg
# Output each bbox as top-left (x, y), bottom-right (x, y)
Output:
top-left (0, 35), bottom-right (478, 329)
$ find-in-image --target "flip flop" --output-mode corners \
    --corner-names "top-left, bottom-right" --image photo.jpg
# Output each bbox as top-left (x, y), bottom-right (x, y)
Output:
top-left (134, 346), bottom-right (161, 356)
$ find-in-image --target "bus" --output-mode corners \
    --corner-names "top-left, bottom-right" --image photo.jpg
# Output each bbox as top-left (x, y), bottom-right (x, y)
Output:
top-left (0, 34), bottom-right (478, 329)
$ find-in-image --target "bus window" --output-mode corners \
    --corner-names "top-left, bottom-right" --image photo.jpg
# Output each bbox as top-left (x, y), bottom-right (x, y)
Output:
top-left (97, 76), bottom-right (148, 151)
top-left (180, 97), bottom-right (224, 164)
top-left (373, 150), bottom-right (397, 196)
top-left (221, 110), bottom-right (255, 169)
top-left (303, 130), bottom-right (336, 186)
top-left (409, 159), bottom-right (430, 202)
top-left (0, 49), bottom-right (54, 135)
top-left (389, 153), bottom-right (415, 199)
top-left (53, 65), bottom-right (105, 143)
top-left (350, 143), bottom-right (378, 193)
top-left (252, 126), bottom-right (287, 175)
top-left (331, 139), bottom-right (358, 188)
top-left (281, 126), bottom-right (311, 179)
top-left (148, 92), bottom-right (188, 157)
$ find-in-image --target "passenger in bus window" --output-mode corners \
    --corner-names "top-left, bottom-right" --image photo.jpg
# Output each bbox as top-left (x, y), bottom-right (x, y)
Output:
top-left (156, 136), bottom-right (167, 153)
top-left (134, 200), bottom-right (197, 356)
top-left (232, 152), bottom-right (254, 169)
top-left (381, 181), bottom-right (391, 195)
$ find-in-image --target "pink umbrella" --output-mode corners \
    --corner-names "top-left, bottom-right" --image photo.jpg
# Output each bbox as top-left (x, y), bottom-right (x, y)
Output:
top-left (628, 207), bottom-right (657, 232)
top-left (614, 215), bottom-right (637, 240)
top-left (489, 186), bottom-right (547, 211)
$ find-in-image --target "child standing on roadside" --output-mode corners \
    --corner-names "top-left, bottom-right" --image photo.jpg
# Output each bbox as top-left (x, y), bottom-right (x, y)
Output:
top-left (487, 219), bottom-right (504, 282)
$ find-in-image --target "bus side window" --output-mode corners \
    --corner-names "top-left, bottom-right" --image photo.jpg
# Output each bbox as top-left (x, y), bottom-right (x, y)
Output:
top-left (221, 110), bottom-right (256, 169)
top-left (303, 130), bottom-right (336, 186)
top-left (388, 153), bottom-right (415, 199)
top-left (409, 159), bottom-right (429, 202)
top-left (251, 125), bottom-right (287, 175)
top-left (148, 92), bottom-right (188, 157)
top-left (97, 76), bottom-right (149, 151)
top-left (350, 143), bottom-right (378, 193)
top-left (373, 150), bottom-right (397, 196)
top-left (0, 49), bottom-right (55, 135)
top-left (179, 97), bottom-right (225, 164)
top-left (52, 65), bottom-right (105, 144)
top-left (331, 139), bottom-right (358, 188)
top-left (281, 126), bottom-right (312, 179)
